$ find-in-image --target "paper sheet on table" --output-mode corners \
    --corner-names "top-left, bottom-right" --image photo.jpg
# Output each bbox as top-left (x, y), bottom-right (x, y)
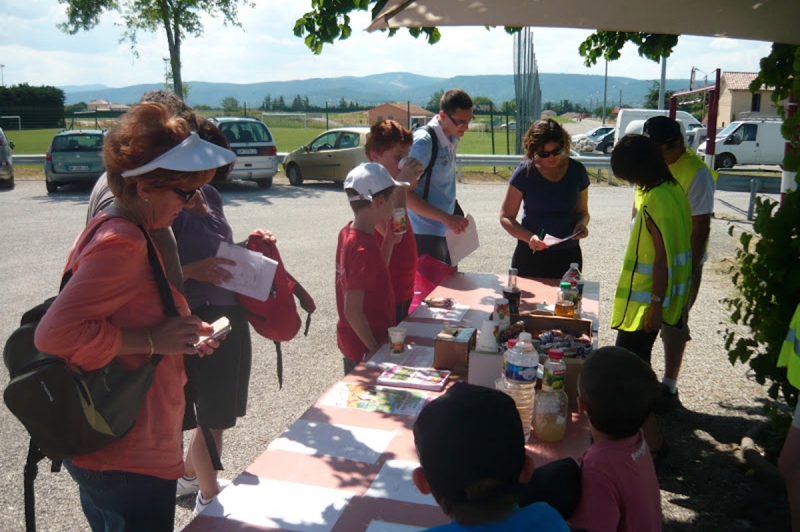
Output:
top-left (366, 344), bottom-right (435, 369)
top-left (543, 230), bottom-right (583, 247)
top-left (321, 382), bottom-right (432, 416)
top-left (215, 241), bottom-right (277, 301)
top-left (413, 303), bottom-right (469, 322)
top-left (445, 214), bottom-right (479, 265)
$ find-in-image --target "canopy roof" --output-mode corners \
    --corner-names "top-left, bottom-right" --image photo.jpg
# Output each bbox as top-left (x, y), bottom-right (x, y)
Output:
top-left (367, 0), bottom-right (800, 45)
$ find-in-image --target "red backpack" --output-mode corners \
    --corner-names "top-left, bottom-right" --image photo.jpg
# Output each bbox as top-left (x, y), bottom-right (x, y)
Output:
top-left (237, 231), bottom-right (315, 388)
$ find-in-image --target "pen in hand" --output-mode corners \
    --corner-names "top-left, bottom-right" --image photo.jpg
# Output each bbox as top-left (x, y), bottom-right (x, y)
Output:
top-left (531, 229), bottom-right (545, 255)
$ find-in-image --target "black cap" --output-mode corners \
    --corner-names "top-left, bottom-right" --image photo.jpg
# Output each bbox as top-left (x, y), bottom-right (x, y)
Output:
top-left (642, 116), bottom-right (682, 145)
top-left (413, 382), bottom-right (525, 502)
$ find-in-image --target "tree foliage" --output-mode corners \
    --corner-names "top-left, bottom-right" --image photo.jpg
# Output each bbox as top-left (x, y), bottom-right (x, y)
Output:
top-left (221, 96), bottom-right (240, 113)
top-left (0, 84), bottom-right (66, 128)
top-left (57, 0), bottom-right (252, 99)
top-left (426, 89), bottom-right (444, 113)
top-left (578, 31), bottom-right (679, 67)
top-left (293, 0), bottom-right (442, 54)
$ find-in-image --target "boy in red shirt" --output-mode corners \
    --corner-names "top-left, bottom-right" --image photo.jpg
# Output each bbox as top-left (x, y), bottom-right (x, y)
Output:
top-left (570, 346), bottom-right (663, 532)
top-left (336, 162), bottom-right (407, 374)
top-left (365, 120), bottom-right (425, 322)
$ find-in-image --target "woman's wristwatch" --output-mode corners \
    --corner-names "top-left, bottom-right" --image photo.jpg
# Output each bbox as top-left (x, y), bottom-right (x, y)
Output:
top-left (650, 294), bottom-right (663, 304)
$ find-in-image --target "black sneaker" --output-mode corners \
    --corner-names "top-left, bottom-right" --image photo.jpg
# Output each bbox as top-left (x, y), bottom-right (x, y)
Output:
top-left (655, 384), bottom-right (681, 414)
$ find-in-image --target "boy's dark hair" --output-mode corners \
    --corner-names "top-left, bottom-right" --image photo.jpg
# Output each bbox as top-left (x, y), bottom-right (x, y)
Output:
top-left (413, 382), bottom-right (525, 525)
top-left (345, 186), bottom-right (395, 213)
top-left (579, 346), bottom-right (661, 438)
top-left (611, 135), bottom-right (678, 193)
top-left (440, 89), bottom-right (473, 115)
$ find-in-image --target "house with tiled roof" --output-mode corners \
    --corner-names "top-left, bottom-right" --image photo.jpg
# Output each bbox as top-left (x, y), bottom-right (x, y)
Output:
top-left (716, 72), bottom-right (780, 128)
top-left (368, 102), bottom-right (434, 128)
top-left (87, 99), bottom-right (131, 112)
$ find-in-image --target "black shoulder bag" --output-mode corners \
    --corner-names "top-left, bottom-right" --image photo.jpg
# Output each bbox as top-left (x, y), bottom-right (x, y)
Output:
top-left (3, 221), bottom-right (178, 532)
top-left (419, 125), bottom-right (464, 217)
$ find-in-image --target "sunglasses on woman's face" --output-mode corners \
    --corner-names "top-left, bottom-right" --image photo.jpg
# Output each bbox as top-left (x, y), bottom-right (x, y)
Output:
top-left (172, 187), bottom-right (200, 204)
top-left (536, 147), bottom-right (564, 159)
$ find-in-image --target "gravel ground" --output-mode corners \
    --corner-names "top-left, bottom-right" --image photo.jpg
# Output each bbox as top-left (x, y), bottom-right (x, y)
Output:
top-left (0, 173), bottom-right (791, 531)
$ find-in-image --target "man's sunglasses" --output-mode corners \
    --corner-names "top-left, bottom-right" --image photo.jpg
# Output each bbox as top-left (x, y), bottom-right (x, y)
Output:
top-left (536, 147), bottom-right (564, 159)
top-left (446, 113), bottom-right (472, 128)
top-left (172, 187), bottom-right (200, 204)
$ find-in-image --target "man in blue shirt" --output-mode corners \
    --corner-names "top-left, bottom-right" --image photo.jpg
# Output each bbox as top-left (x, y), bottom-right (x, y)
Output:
top-left (406, 89), bottom-right (473, 265)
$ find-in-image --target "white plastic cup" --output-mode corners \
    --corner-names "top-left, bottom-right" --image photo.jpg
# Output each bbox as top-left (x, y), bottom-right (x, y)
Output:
top-left (392, 208), bottom-right (408, 234)
top-left (388, 326), bottom-right (407, 354)
top-left (477, 319), bottom-right (500, 352)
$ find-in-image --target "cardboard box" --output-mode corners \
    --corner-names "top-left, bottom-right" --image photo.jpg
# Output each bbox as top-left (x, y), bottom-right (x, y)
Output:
top-left (434, 327), bottom-right (476, 373)
top-left (510, 314), bottom-right (594, 406)
top-left (468, 348), bottom-right (504, 389)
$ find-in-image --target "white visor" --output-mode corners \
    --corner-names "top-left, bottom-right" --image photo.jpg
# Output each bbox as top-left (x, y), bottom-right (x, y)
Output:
top-left (121, 132), bottom-right (236, 178)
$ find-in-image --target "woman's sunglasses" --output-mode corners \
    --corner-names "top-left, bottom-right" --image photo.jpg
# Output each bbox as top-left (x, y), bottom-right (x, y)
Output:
top-left (536, 147), bottom-right (564, 159)
top-left (172, 187), bottom-right (200, 204)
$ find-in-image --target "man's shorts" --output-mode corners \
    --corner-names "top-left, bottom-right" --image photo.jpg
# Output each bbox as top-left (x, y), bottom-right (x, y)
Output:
top-left (660, 265), bottom-right (704, 345)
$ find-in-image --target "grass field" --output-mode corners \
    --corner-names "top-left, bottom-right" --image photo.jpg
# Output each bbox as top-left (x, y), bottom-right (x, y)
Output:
top-left (6, 126), bottom-right (523, 156)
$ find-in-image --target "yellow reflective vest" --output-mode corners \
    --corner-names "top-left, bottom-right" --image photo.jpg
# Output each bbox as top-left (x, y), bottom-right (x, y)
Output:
top-left (778, 304), bottom-right (800, 390)
top-left (613, 181), bottom-right (693, 332)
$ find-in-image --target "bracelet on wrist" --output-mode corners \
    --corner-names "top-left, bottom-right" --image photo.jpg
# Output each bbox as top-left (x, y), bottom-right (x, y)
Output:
top-left (145, 329), bottom-right (155, 358)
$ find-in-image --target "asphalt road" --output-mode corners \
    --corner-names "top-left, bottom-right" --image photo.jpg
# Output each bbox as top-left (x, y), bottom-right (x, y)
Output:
top-left (0, 177), bottom-right (780, 531)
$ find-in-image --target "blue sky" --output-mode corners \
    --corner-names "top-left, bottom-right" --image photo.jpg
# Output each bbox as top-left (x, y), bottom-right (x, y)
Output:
top-left (0, 1), bottom-right (773, 88)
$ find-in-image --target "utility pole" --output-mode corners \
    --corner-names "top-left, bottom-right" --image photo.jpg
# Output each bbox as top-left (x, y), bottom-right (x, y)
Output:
top-left (619, 89), bottom-right (622, 109)
top-left (602, 59), bottom-right (608, 125)
top-left (658, 56), bottom-right (667, 110)
top-left (0, 65), bottom-right (4, 87)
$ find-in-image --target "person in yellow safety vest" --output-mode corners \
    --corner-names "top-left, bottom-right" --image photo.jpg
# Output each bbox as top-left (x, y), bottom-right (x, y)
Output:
top-left (778, 303), bottom-right (800, 532)
top-left (637, 116), bottom-right (718, 412)
top-left (610, 134), bottom-right (693, 462)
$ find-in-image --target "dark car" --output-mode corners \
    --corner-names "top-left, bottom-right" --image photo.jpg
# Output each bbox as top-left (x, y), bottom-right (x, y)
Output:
top-left (0, 127), bottom-right (14, 188)
top-left (44, 130), bottom-right (105, 193)
top-left (595, 131), bottom-right (615, 154)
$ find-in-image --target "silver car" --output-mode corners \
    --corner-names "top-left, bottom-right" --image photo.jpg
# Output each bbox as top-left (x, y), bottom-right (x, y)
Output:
top-left (208, 117), bottom-right (278, 189)
top-left (0, 127), bottom-right (14, 189)
top-left (44, 130), bottom-right (105, 193)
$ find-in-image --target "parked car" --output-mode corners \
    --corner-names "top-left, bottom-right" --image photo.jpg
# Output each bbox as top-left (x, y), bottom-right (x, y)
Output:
top-left (498, 121), bottom-right (516, 130)
top-left (283, 127), bottom-right (370, 186)
top-left (594, 131), bottom-right (615, 154)
top-left (571, 125), bottom-right (614, 144)
top-left (0, 127), bottom-right (14, 189)
top-left (208, 117), bottom-right (278, 189)
top-left (615, 108), bottom-right (701, 144)
top-left (697, 119), bottom-right (784, 169)
top-left (44, 130), bottom-right (105, 193)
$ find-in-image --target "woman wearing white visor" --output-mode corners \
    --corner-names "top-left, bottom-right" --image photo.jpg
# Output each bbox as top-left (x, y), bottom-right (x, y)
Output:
top-left (35, 101), bottom-right (236, 531)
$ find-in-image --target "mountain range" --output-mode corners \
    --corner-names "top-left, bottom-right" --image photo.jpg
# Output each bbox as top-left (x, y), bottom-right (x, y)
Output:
top-left (60, 72), bottom-right (691, 110)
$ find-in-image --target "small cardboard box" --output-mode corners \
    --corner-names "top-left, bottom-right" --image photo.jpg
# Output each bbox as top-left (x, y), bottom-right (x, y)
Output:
top-left (510, 314), bottom-right (594, 406)
top-left (468, 348), bottom-right (504, 389)
top-left (434, 327), bottom-right (476, 373)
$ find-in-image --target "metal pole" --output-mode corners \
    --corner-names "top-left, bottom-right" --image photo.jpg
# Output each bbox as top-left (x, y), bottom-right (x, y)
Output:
top-left (325, 101), bottom-right (329, 130)
top-left (602, 59), bottom-right (608, 125)
top-left (705, 69), bottom-right (721, 169)
top-left (658, 56), bottom-right (667, 110)
top-left (407, 101), bottom-right (411, 130)
top-left (0, 65), bottom-right (4, 86)
top-left (781, 93), bottom-right (797, 205)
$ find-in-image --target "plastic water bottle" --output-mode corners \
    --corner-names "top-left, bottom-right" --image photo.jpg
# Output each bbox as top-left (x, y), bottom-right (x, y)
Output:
top-left (533, 349), bottom-right (568, 442)
top-left (562, 263), bottom-right (584, 309)
top-left (502, 332), bottom-right (538, 438)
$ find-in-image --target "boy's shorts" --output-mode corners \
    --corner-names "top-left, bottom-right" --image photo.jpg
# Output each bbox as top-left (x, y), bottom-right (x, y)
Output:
top-left (183, 304), bottom-right (252, 431)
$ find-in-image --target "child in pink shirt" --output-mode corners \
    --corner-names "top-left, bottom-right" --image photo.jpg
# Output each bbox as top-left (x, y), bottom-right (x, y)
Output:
top-left (570, 346), bottom-right (663, 532)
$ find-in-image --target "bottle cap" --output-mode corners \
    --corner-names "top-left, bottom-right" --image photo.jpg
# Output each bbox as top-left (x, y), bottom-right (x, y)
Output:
top-left (548, 349), bottom-right (564, 360)
top-left (518, 332), bottom-right (532, 342)
top-left (570, 263), bottom-right (579, 269)
top-left (506, 339), bottom-right (518, 349)
top-left (559, 281), bottom-right (572, 290)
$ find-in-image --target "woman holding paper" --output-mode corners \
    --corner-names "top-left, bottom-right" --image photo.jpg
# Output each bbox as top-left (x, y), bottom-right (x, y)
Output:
top-left (499, 119), bottom-right (590, 279)
top-left (172, 182), bottom-right (272, 515)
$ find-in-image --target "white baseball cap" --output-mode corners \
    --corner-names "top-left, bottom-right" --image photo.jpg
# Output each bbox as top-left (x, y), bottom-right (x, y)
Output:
top-left (121, 132), bottom-right (236, 178)
top-left (344, 162), bottom-right (408, 202)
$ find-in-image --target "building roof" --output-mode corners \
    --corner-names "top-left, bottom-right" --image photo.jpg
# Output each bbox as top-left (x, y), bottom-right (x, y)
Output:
top-left (373, 102), bottom-right (434, 116)
top-left (723, 72), bottom-right (772, 91)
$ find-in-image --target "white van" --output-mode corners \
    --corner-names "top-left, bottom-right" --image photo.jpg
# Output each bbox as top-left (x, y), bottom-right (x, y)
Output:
top-left (697, 120), bottom-right (784, 169)
top-left (615, 109), bottom-right (702, 144)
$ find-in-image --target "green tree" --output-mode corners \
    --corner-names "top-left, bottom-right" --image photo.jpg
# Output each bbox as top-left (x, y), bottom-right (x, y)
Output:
top-left (221, 96), bottom-right (240, 113)
top-left (65, 102), bottom-right (88, 114)
top-left (275, 96), bottom-right (286, 110)
top-left (642, 81), bottom-right (675, 109)
top-left (426, 89), bottom-right (444, 113)
top-left (292, 94), bottom-right (305, 110)
top-left (472, 96), bottom-right (495, 109)
top-left (162, 57), bottom-right (189, 99)
top-left (57, 0), bottom-right (253, 100)
top-left (500, 100), bottom-right (516, 115)
top-left (261, 94), bottom-right (272, 111)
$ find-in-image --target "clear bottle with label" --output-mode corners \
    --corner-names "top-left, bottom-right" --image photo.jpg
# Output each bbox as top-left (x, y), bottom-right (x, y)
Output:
top-left (502, 332), bottom-right (538, 439)
top-left (562, 262), bottom-right (584, 309)
top-left (533, 349), bottom-right (568, 442)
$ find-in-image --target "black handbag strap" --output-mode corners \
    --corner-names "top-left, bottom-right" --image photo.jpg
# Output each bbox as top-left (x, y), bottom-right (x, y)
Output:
top-left (23, 218), bottom-right (181, 532)
top-left (420, 125), bottom-right (439, 201)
